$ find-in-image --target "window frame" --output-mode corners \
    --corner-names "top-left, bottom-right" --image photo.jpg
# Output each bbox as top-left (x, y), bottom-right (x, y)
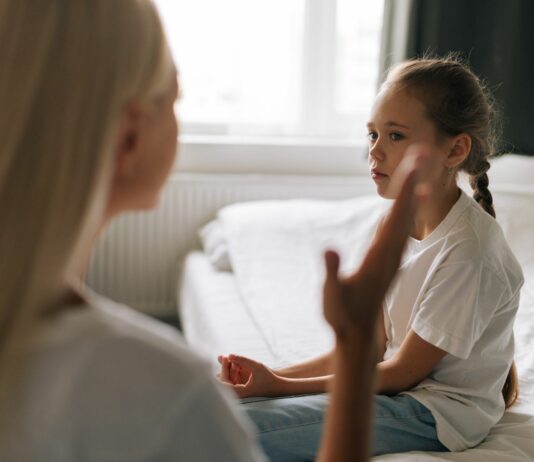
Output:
top-left (158, 0), bottom-right (382, 174)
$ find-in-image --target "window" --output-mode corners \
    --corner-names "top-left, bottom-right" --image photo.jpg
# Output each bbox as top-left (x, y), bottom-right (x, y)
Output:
top-left (155, 0), bottom-right (384, 143)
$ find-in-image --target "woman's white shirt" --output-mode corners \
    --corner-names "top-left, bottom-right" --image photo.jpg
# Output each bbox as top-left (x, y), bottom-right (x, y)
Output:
top-left (9, 291), bottom-right (266, 462)
top-left (383, 190), bottom-right (524, 451)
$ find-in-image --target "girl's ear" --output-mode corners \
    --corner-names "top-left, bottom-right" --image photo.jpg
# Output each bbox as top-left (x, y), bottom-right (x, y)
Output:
top-left (446, 133), bottom-right (471, 168)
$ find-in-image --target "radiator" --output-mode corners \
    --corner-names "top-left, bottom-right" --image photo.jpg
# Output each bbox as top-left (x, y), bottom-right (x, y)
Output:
top-left (86, 172), bottom-right (374, 317)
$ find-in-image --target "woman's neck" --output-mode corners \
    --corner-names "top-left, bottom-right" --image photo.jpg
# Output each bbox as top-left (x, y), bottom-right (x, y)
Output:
top-left (42, 285), bottom-right (86, 316)
top-left (411, 184), bottom-right (461, 241)
top-left (48, 222), bottom-right (106, 315)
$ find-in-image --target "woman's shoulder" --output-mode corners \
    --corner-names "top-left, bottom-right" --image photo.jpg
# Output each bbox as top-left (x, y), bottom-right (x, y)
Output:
top-left (32, 290), bottom-right (221, 424)
top-left (81, 290), bottom-right (186, 350)
top-left (33, 289), bottom-right (212, 391)
top-left (20, 292), bottom-right (260, 461)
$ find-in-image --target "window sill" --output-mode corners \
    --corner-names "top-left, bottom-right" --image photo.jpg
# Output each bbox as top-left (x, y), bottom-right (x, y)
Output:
top-left (175, 134), bottom-right (370, 176)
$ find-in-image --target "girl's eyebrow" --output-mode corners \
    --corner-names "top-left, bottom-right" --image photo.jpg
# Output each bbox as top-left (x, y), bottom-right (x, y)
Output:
top-left (366, 121), bottom-right (411, 130)
top-left (386, 121), bottom-right (410, 130)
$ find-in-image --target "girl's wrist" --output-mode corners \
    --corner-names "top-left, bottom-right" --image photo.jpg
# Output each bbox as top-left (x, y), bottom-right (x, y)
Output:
top-left (269, 374), bottom-right (300, 395)
top-left (273, 367), bottom-right (291, 378)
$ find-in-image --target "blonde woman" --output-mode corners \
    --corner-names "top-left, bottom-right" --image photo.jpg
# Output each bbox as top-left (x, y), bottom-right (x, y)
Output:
top-left (0, 0), bottom-right (427, 460)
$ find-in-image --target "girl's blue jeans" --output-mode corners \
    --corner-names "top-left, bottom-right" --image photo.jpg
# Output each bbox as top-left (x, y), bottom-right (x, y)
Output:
top-left (241, 393), bottom-right (448, 462)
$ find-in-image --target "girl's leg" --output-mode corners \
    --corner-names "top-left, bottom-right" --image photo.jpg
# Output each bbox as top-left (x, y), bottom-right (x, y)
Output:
top-left (372, 394), bottom-right (448, 456)
top-left (241, 394), bottom-right (328, 462)
top-left (242, 393), bottom-right (447, 462)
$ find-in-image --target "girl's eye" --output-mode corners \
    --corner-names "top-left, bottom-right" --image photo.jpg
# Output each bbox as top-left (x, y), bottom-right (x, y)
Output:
top-left (390, 132), bottom-right (404, 141)
top-left (367, 132), bottom-right (378, 142)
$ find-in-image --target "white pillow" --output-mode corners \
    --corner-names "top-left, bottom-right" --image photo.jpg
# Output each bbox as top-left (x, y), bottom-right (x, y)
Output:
top-left (489, 154), bottom-right (534, 188)
top-left (198, 219), bottom-right (232, 272)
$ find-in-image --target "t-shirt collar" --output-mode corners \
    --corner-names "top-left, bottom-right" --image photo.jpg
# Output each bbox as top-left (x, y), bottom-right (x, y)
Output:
top-left (407, 189), bottom-right (471, 250)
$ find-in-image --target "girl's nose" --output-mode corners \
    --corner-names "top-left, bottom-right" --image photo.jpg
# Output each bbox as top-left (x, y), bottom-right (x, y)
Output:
top-left (369, 143), bottom-right (385, 162)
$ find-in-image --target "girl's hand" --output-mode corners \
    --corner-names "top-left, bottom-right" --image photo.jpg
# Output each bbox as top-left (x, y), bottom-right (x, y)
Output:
top-left (217, 354), bottom-right (252, 385)
top-left (323, 150), bottom-right (429, 340)
top-left (217, 354), bottom-right (282, 398)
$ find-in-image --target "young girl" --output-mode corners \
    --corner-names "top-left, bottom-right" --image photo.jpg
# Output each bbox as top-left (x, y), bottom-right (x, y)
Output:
top-left (218, 57), bottom-right (524, 460)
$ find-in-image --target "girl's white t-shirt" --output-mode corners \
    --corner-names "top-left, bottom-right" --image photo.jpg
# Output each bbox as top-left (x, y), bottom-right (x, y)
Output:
top-left (383, 190), bottom-right (524, 451)
top-left (6, 291), bottom-right (266, 462)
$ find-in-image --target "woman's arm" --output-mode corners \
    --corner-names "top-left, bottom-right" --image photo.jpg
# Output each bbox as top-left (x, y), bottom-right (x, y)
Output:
top-left (318, 334), bottom-right (377, 462)
top-left (318, 147), bottom-right (431, 462)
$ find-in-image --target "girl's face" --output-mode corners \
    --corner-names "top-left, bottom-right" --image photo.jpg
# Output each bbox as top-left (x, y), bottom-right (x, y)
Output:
top-left (367, 85), bottom-right (449, 199)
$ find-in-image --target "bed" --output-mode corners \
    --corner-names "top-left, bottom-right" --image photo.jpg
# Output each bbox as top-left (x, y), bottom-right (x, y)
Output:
top-left (178, 154), bottom-right (534, 461)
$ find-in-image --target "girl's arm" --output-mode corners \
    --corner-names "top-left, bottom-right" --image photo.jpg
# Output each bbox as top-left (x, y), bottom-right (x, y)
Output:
top-left (376, 308), bottom-right (388, 361)
top-left (375, 330), bottom-right (446, 395)
top-left (219, 354), bottom-right (334, 397)
top-left (276, 375), bottom-right (333, 394)
top-left (276, 310), bottom-right (387, 380)
top-left (219, 308), bottom-right (388, 398)
top-left (273, 324), bottom-right (446, 397)
top-left (275, 350), bottom-right (334, 378)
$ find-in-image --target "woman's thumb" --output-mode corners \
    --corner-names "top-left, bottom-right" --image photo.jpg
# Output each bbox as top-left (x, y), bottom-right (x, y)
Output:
top-left (324, 250), bottom-right (340, 282)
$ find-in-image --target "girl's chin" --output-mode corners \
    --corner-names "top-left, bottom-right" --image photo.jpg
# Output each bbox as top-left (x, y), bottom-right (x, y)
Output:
top-left (375, 185), bottom-right (395, 200)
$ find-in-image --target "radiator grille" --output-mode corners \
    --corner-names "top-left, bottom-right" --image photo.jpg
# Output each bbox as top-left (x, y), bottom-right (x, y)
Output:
top-left (86, 173), bottom-right (373, 316)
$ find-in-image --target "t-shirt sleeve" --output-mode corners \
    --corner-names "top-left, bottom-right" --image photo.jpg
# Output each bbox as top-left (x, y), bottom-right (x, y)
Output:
top-left (411, 260), bottom-right (507, 360)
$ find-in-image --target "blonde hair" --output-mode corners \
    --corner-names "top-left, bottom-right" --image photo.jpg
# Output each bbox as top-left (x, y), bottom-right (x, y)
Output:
top-left (0, 0), bottom-right (173, 413)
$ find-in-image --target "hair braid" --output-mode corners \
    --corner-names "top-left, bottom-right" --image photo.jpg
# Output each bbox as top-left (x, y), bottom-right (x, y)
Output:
top-left (468, 160), bottom-right (496, 218)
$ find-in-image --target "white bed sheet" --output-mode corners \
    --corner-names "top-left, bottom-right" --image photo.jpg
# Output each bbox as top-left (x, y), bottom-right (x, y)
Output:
top-left (180, 252), bottom-right (292, 372)
top-left (376, 411), bottom-right (534, 461)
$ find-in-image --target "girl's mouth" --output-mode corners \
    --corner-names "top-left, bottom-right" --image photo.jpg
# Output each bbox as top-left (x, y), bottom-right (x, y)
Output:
top-left (371, 169), bottom-right (388, 179)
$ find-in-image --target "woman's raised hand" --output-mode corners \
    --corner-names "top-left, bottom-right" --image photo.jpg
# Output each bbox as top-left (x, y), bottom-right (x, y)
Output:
top-left (217, 354), bottom-right (282, 398)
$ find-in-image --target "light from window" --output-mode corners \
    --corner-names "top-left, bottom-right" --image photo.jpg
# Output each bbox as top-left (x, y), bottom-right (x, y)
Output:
top-left (155, 0), bottom-right (384, 141)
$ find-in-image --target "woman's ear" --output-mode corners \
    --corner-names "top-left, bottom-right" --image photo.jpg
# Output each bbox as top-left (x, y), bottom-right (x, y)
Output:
top-left (114, 102), bottom-right (144, 180)
top-left (446, 133), bottom-right (471, 169)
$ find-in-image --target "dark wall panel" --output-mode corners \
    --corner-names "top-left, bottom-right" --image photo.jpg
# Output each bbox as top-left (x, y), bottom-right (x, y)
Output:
top-left (406, 0), bottom-right (534, 155)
